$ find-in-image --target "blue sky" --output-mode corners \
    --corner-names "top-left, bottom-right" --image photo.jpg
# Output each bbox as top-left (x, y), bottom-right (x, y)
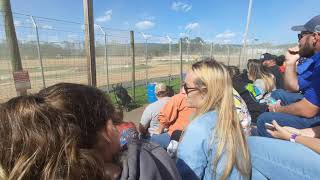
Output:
top-left (9, 0), bottom-right (320, 44)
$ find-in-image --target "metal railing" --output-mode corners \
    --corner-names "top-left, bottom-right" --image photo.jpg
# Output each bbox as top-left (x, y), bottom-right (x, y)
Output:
top-left (0, 12), bottom-right (289, 102)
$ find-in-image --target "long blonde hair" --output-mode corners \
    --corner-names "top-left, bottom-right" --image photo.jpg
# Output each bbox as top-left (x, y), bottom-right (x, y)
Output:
top-left (247, 59), bottom-right (275, 92)
top-left (191, 59), bottom-right (251, 179)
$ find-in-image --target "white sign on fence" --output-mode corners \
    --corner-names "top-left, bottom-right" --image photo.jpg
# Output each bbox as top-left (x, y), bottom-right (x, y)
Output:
top-left (13, 70), bottom-right (31, 92)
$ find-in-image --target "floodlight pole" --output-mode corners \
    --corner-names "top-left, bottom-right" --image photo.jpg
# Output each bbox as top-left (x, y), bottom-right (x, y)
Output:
top-left (239, 0), bottom-right (253, 69)
top-left (96, 24), bottom-right (110, 91)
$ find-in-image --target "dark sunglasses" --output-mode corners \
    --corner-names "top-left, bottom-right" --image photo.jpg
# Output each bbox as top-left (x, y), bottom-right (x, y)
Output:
top-left (298, 32), bottom-right (313, 41)
top-left (183, 83), bottom-right (199, 94)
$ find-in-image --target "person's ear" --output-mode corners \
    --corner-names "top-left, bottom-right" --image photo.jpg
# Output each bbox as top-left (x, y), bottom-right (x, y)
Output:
top-left (102, 120), bottom-right (116, 143)
top-left (200, 87), bottom-right (207, 99)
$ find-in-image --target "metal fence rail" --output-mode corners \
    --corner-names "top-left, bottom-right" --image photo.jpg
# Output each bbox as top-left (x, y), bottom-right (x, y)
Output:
top-left (0, 12), bottom-right (289, 102)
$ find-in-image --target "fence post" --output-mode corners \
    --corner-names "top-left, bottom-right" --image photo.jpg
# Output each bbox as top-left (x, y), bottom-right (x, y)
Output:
top-left (96, 25), bottom-right (110, 92)
top-left (210, 42), bottom-right (213, 59)
top-left (83, 0), bottom-right (97, 87)
top-left (30, 16), bottom-right (46, 89)
top-left (179, 38), bottom-right (183, 84)
top-left (1, 0), bottom-right (27, 95)
top-left (144, 39), bottom-right (148, 86)
top-left (227, 45), bottom-right (230, 66)
top-left (130, 30), bottom-right (136, 101)
top-left (238, 47), bottom-right (242, 69)
top-left (166, 36), bottom-right (172, 85)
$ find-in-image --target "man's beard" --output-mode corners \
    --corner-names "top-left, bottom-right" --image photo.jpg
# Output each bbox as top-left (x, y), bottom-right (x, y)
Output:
top-left (299, 42), bottom-right (314, 58)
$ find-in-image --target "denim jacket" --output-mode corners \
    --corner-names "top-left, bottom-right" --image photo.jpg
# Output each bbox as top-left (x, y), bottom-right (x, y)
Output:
top-left (176, 111), bottom-right (245, 180)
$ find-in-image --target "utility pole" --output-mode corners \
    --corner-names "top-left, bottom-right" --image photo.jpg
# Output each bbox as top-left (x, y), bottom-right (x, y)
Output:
top-left (0, 0), bottom-right (26, 95)
top-left (83, 0), bottom-right (96, 86)
top-left (239, 0), bottom-right (253, 69)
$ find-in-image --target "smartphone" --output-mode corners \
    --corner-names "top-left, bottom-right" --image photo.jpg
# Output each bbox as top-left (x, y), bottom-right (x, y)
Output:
top-left (265, 123), bottom-right (276, 131)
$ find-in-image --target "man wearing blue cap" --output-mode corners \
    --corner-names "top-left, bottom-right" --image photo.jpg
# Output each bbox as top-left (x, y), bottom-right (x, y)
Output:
top-left (256, 15), bottom-right (320, 137)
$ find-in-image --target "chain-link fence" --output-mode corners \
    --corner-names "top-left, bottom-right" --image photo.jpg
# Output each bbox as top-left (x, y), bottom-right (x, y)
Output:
top-left (0, 12), bottom-right (289, 102)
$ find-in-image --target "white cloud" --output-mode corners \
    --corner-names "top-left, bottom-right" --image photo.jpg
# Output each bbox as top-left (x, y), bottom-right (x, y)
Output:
top-left (41, 25), bottom-right (53, 29)
top-left (96, 10), bottom-right (112, 22)
top-left (179, 32), bottom-right (188, 37)
top-left (171, 1), bottom-right (192, 12)
top-left (135, 20), bottom-right (155, 30)
top-left (185, 22), bottom-right (199, 31)
top-left (14, 20), bottom-right (22, 27)
top-left (216, 30), bottom-right (236, 39)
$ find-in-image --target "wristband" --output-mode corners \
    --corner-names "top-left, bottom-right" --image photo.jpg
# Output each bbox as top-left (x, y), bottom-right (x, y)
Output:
top-left (290, 133), bottom-right (298, 143)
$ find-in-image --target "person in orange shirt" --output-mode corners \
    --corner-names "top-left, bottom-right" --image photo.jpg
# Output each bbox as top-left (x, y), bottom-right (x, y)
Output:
top-left (150, 88), bottom-right (195, 148)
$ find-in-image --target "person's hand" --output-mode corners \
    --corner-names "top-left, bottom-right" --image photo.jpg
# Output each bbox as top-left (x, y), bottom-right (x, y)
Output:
top-left (268, 103), bottom-right (281, 112)
top-left (167, 140), bottom-right (179, 158)
top-left (267, 120), bottom-right (292, 140)
top-left (283, 126), bottom-right (302, 136)
top-left (285, 46), bottom-right (300, 66)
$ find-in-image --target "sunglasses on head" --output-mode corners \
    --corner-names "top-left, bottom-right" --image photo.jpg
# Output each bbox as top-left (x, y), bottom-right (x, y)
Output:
top-left (298, 31), bottom-right (313, 41)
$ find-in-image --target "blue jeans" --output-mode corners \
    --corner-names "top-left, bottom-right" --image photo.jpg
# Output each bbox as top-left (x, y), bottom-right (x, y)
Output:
top-left (271, 89), bottom-right (304, 105)
top-left (150, 133), bottom-right (170, 148)
top-left (248, 136), bottom-right (320, 180)
top-left (256, 112), bottom-right (320, 137)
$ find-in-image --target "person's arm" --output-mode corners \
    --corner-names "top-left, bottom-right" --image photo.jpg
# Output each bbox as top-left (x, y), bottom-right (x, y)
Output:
top-left (283, 47), bottom-right (300, 92)
top-left (268, 120), bottom-right (320, 154)
top-left (284, 126), bottom-right (320, 138)
top-left (139, 123), bottom-right (148, 135)
top-left (139, 107), bottom-right (152, 135)
top-left (270, 98), bottom-right (319, 118)
top-left (156, 96), bottom-right (179, 133)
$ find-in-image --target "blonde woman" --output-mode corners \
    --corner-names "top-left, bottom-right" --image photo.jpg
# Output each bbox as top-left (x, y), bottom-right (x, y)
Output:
top-left (247, 59), bottom-right (277, 104)
top-left (176, 59), bottom-right (251, 180)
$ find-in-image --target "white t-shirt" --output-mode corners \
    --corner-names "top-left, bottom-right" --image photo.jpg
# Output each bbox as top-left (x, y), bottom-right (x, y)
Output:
top-left (140, 97), bottom-right (171, 135)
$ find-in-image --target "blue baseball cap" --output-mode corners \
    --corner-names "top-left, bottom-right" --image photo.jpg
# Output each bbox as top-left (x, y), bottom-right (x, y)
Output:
top-left (291, 15), bottom-right (320, 32)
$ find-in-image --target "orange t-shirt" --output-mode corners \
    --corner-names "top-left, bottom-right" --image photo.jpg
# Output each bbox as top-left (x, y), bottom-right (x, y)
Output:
top-left (158, 92), bottom-right (195, 136)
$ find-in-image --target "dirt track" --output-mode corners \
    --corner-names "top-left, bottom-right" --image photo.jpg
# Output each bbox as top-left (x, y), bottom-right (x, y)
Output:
top-left (0, 54), bottom-right (240, 102)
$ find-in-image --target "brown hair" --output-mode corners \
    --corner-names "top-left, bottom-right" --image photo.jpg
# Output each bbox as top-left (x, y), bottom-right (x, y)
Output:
top-left (0, 83), bottom-right (118, 179)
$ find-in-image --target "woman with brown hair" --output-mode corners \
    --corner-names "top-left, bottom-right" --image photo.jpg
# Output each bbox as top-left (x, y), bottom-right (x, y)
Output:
top-left (0, 83), bottom-right (181, 180)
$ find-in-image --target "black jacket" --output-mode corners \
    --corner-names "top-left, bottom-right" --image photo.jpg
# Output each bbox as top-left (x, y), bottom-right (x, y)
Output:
top-left (232, 72), bottom-right (267, 123)
top-left (120, 140), bottom-right (181, 180)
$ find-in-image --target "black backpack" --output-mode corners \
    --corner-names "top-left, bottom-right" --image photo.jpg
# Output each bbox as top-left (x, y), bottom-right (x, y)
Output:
top-left (113, 84), bottom-right (132, 111)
